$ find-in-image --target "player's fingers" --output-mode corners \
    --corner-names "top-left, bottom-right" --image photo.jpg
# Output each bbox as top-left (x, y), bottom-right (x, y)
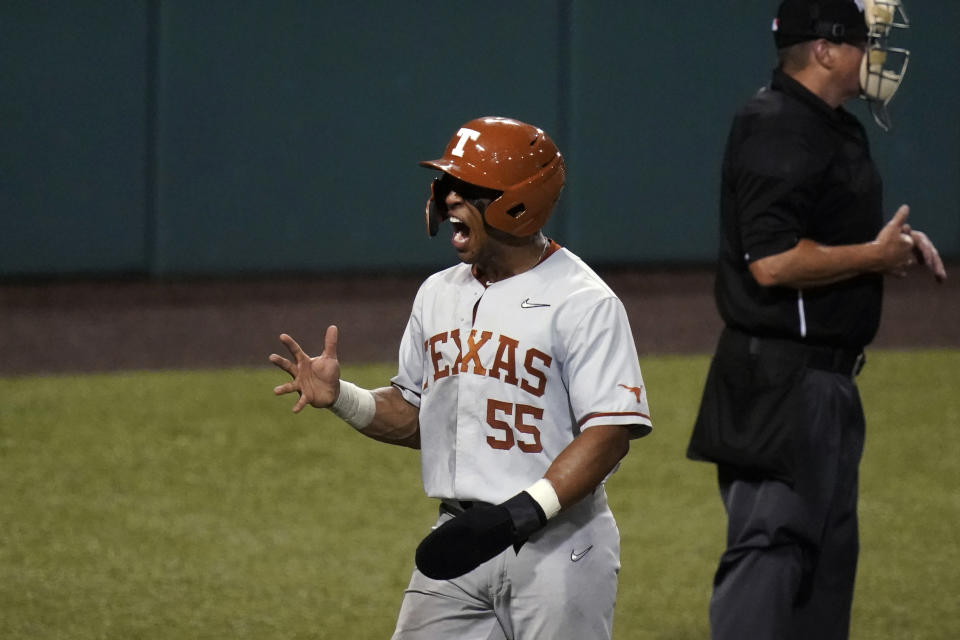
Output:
top-left (279, 333), bottom-right (308, 362)
top-left (269, 353), bottom-right (296, 377)
top-left (292, 394), bottom-right (308, 414)
top-left (323, 325), bottom-right (339, 360)
top-left (273, 381), bottom-right (298, 396)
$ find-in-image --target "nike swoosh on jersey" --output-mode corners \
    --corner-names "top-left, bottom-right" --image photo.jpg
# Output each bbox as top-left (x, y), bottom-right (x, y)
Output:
top-left (520, 298), bottom-right (551, 309)
top-left (571, 545), bottom-right (594, 562)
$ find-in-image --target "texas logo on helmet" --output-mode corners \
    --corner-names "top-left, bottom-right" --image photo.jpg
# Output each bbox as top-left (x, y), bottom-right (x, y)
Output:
top-left (420, 117), bottom-right (566, 237)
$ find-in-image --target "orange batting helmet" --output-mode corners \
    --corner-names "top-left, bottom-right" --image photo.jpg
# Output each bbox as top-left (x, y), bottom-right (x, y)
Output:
top-left (420, 116), bottom-right (566, 237)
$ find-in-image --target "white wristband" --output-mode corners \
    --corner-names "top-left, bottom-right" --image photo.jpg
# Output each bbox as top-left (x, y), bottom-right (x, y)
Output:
top-left (525, 478), bottom-right (562, 520)
top-left (330, 380), bottom-right (376, 431)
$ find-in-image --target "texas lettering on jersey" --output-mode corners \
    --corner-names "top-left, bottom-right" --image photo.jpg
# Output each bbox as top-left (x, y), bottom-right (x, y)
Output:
top-left (422, 328), bottom-right (551, 399)
top-left (392, 251), bottom-right (652, 502)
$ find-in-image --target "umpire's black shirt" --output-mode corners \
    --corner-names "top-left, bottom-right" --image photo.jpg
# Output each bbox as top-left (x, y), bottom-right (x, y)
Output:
top-left (715, 68), bottom-right (884, 350)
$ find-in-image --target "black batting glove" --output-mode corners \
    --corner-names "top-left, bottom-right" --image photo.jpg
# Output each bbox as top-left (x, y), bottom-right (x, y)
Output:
top-left (415, 491), bottom-right (548, 581)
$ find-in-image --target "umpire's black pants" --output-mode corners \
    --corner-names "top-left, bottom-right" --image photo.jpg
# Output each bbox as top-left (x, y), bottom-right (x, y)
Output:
top-left (709, 367), bottom-right (866, 640)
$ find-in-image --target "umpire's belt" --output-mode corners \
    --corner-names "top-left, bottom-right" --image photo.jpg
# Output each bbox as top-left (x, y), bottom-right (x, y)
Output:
top-left (725, 328), bottom-right (865, 378)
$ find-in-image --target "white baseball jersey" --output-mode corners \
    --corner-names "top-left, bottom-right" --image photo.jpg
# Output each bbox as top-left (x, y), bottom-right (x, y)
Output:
top-left (391, 243), bottom-right (652, 504)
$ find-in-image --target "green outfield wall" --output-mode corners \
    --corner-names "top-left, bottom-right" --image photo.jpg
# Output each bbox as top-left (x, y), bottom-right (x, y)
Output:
top-left (3, 1), bottom-right (957, 277)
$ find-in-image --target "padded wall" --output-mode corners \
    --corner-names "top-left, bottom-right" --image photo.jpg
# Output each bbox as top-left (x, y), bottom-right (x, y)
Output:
top-left (1, 2), bottom-right (956, 277)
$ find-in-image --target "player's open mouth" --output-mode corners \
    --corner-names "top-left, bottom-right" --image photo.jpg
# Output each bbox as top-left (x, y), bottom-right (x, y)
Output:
top-left (450, 216), bottom-right (470, 250)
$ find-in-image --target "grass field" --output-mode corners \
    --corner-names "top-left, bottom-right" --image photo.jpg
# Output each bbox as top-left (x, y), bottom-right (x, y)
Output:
top-left (1, 350), bottom-right (957, 639)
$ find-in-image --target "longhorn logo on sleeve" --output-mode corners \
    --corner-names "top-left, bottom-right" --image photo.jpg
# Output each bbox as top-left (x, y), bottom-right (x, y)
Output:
top-left (618, 384), bottom-right (644, 402)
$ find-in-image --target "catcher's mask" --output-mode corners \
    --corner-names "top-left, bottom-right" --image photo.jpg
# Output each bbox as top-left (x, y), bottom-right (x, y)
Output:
top-left (420, 116), bottom-right (566, 238)
top-left (859, 0), bottom-right (910, 131)
top-left (773, 0), bottom-right (910, 132)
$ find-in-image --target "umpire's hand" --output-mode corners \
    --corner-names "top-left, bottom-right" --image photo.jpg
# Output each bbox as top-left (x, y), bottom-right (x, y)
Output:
top-left (415, 491), bottom-right (548, 580)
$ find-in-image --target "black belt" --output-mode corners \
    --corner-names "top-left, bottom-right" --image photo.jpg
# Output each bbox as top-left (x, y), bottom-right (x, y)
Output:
top-left (440, 499), bottom-right (493, 516)
top-left (725, 328), bottom-right (865, 378)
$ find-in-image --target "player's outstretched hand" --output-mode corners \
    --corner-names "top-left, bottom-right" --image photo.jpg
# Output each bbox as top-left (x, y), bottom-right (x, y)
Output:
top-left (415, 491), bottom-right (547, 580)
top-left (269, 326), bottom-right (341, 413)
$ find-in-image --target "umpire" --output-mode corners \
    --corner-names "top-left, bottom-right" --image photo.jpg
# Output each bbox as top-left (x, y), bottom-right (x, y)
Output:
top-left (686, 1), bottom-right (946, 639)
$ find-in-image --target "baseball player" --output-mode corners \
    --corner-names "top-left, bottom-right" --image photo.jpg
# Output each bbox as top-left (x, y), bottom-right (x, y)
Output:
top-left (270, 116), bottom-right (652, 639)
